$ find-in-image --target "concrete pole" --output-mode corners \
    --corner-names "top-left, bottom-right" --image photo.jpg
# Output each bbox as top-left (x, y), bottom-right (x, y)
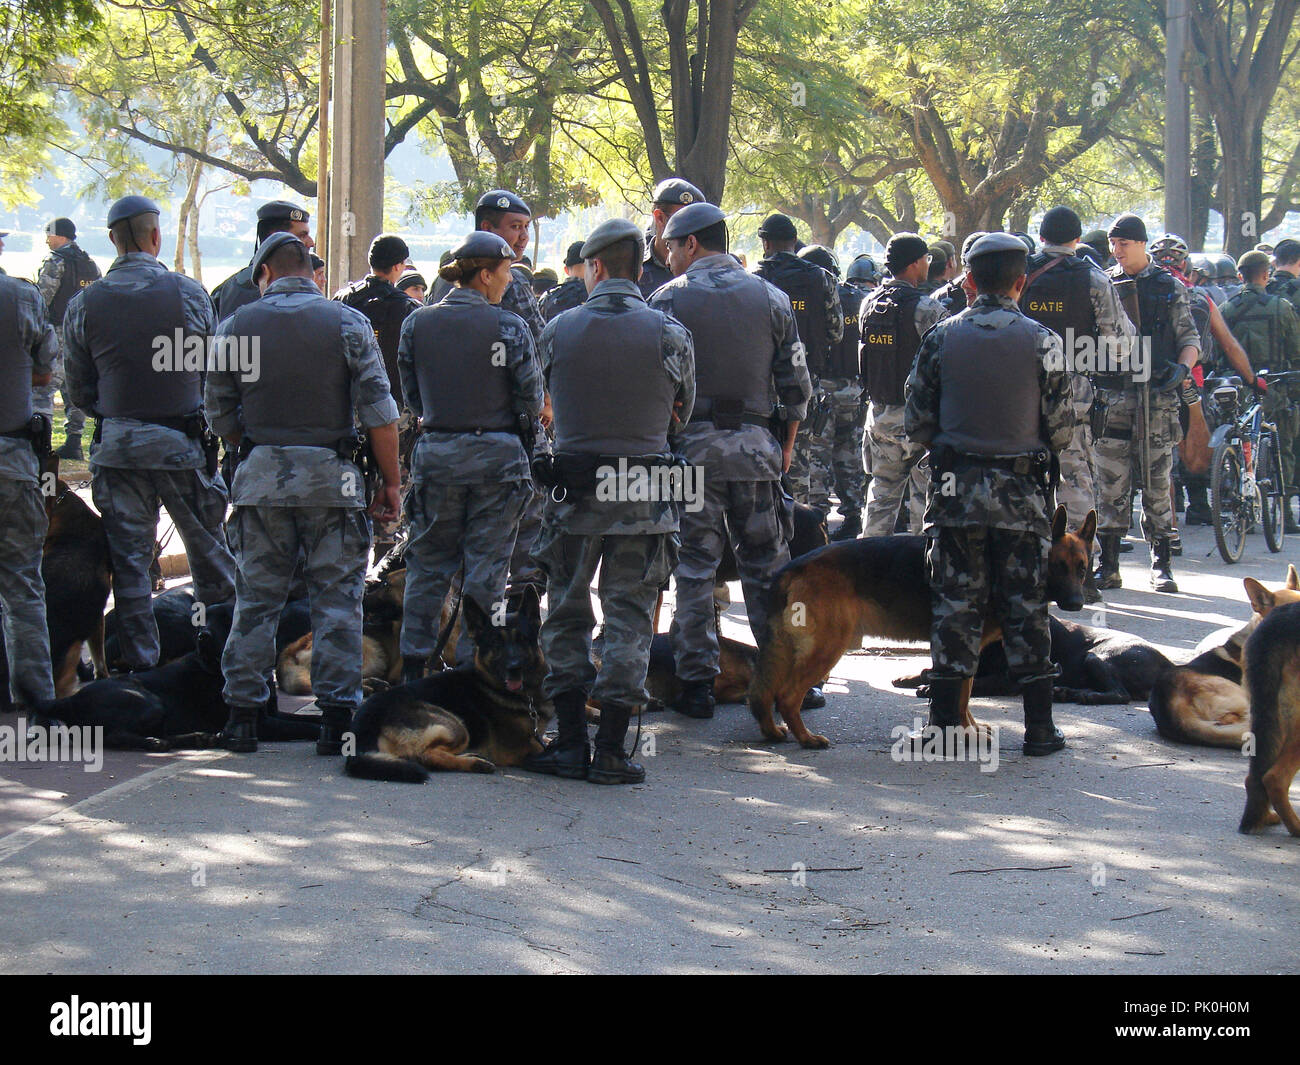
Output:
top-left (317, 0), bottom-right (331, 286)
top-left (328, 0), bottom-right (386, 286)
top-left (1164, 0), bottom-right (1192, 239)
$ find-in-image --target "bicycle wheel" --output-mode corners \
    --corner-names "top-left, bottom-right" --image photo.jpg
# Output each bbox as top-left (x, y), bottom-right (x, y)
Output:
top-left (1211, 440), bottom-right (1247, 563)
top-left (1259, 431), bottom-right (1286, 553)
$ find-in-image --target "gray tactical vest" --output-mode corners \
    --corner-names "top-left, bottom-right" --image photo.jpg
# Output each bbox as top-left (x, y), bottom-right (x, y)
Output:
top-left (668, 270), bottom-right (774, 415)
top-left (550, 304), bottom-right (674, 455)
top-left (82, 272), bottom-right (202, 420)
top-left (230, 297), bottom-right (353, 446)
top-left (0, 280), bottom-right (33, 432)
top-left (935, 314), bottom-right (1044, 456)
top-left (408, 301), bottom-right (515, 431)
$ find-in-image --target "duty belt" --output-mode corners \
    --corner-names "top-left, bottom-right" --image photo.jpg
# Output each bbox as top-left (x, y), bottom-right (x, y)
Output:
top-left (688, 396), bottom-right (771, 430)
top-left (420, 424), bottom-right (515, 436)
top-left (933, 447), bottom-right (1050, 476)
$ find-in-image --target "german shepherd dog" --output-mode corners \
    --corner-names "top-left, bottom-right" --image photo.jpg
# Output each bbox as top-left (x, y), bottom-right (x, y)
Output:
top-left (34, 601), bottom-right (320, 750)
top-left (1149, 568), bottom-right (1300, 748)
top-left (748, 505), bottom-right (1095, 748)
top-left (895, 615), bottom-right (1173, 705)
top-left (1239, 599), bottom-right (1300, 837)
top-left (344, 586), bottom-right (550, 782)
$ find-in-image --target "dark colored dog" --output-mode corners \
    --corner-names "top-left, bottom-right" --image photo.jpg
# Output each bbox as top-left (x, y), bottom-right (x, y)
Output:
top-left (344, 587), bottom-right (549, 781)
top-left (1239, 599), bottom-right (1300, 837)
top-left (103, 585), bottom-right (198, 669)
top-left (895, 615), bottom-right (1173, 704)
top-left (748, 506), bottom-right (1095, 748)
top-left (716, 501), bottom-right (828, 584)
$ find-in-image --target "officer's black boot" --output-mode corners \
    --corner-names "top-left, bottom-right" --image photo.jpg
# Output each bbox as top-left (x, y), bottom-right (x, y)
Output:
top-left (907, 675), bottom-right (964, 757)
top-left (1150, 537), bottom-right (1178, 593)
top-left (1021, 675), bottom-right (1066, 755)
top-left (1096, 534), bottom-right (1122, 590)
top-left (54, 432), bottom-right (82, 461)
top-left (830, 512), bottom-right (861, 541)
top-left (402, 654), bottom-right (428, 684)
top-left (588, 704), bottom-right (646, 785)
top-left (672, 678), bottom-right (715, 719)
top-left (220, 702), bottom-right (258, 753)
top-left (802, 686), bottom-right (826, 709)
top-left (1185, 484), bottom-right (1212, 526)
top-left (520, 690), bottom-right (589, 778)
top-left (316, 703), bottom-right (352, 756)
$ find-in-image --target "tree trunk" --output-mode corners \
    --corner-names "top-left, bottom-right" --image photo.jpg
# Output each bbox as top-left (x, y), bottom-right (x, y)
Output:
top-left (1188, 91), bottom-right (1217, 251)
top-left (187, 198), bottom-right (202, 284)
top-left (1218, 116), bottom-right (1263, 257)
top-left (174, 156), bottom-right (201, 273)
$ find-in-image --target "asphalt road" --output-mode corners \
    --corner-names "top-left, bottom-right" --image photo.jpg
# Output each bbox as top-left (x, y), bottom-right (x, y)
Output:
top-left (0, 521), bottom-right (1295, 974)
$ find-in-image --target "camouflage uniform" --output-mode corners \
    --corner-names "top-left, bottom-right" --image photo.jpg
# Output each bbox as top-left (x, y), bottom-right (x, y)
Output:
top-left (209, 261), bottom-right (260, 322)
top-left (905, 294), bottom-right (1074, 679)
top-left (534, 278), bottom-right (694, 706)
top-left (862, 288), bottom-right (946, 536)
top-left (650, 253), bottom-right (812, 680)
top-left (539, 275), bottom-right (587, 322)
top-left (0, 276), bottom-right (58, 708)
top-left (397, 288), bottom-right (543, 663)
top-left (206, 275), bottom-right (399, 712)
top-left (63, 253), bottom-right (236, 669)
top-left (34, 245), bottom-right (97, 435)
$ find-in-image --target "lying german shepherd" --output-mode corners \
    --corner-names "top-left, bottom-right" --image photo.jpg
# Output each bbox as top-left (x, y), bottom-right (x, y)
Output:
top-left (1239, 599), bottom-right (1300, 837)
top-left (344, 587), bottom-right (550, 781)
top-left (749, 506), bottom-right (1095, 748)
top-left (1148, 568), bottom-right (1300, 748)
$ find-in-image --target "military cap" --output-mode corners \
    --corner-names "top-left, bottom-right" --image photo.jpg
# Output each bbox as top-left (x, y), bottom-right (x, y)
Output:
top-left (928, 245), bottom-right (949, 269)
top-left (46, 217), bottom-right (76, 239)
top-left (798, 244), bottom-right (840, 277)
top-left (652, 178), bottom-right (705, 208)
top-left (933, 239), bottom-right (957, 260)
top-left (1081, 228), bottom-right (1111, 257)
top-left (960, 231), bottom-right (988, 262)
top-left (884, 233), bottom-right (930, 273)
top-left (368, 233), bottom-right (410, 271)
top-left (965, 231), bottom-right (1030, 261)
top-left (1237, 250), bottom-right (1272, 275)
top-left (107, 196), bottom-right (161, 227)
top-left (757, 213), bottom-right (798, 240)
top-left (396, 271), bottom-right (426, 292)
top-left (581, 217), bottom-right (645, 261)
top-left (449, 231), bottom-right (515, 261)
top-left (563, 240), bottom-right (586, 267)
top-left (474, 189), bottom-right (531, 224)
top-left (846, 254), bottom-right (880, 283)
top-left (250, 231), bottom-right (306, 277)
top-left (257, 200), bottom-right (309, 224)
top-left (662, 202), bottom-right (727, 241)
top-left (1108, 213), bottom-right (1148, 243)
top-left (532, 267), bottom-right (557, 283)
top-left (1273, 238), bottom-right (1300, 262)
top-left (1039, 206), bottom-right (1082, 245)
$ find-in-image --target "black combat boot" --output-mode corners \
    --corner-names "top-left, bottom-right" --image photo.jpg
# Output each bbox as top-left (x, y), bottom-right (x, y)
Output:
top-left (1021, 675), bottom-right (1066, 755)
top-left (907, 675), bottom-right (965, 757)
top-left (402, 654), bottom-right (428, 684)
top-left (1096, 534), bottom-right (1122, 590)
top-left (220, 702), bottom-right (258, 753)
top-left (802, 686), bottom-right (826, 709)
top-left (1169, 529), bottom-right (1182, 556)
top-left (54, 432), bottom-right (82, 461)
top-left (672, 678), bottom-right (715, 719)
top-left (1083, 566), bottom-right (1103, 604)
top-left (520, 690), bottom-right (590, 778)
top-left (830, 512), bottom-right (861, 541)
top-left (1150, 538), bottom-right (1178, 593)
top-left (588, 704), bottom-right (646, 785)
top-left (316, 703), bottom-right (352, 756)
top-left (1185, 484), bottom-right (1212, 526)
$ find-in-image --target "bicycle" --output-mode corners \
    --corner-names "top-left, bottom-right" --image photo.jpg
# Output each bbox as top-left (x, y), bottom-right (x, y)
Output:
top-left (1205, 370), bottom-right (1298, 563)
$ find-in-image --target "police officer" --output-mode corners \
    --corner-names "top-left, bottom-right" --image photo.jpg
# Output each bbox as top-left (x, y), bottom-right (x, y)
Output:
top-left (860, 233), bottom-right (947, 537)
top-left (919, 242), bottom-right (953, 294)
top-left (847, 254), bottom-right (881, 293)
top-left (842, 254), bottom-right (883, 521)
top-left (396, 270), bottom-right (426, 304)
top-left (639, 178), bottom-right (705, 298)
top-left (1221, 249), bottom-right (1300, 527)
top-left (932, 232), bottom-right (986, 316)
top-left (1216, 255), bottom-right (1243, 299)
top-left (799, 245), bottom-right (867, 540)
top-left (539, 241), bottom-right (589, 321)
top-left (1021, 207), bottom-right (1136, 598)
top-left (1267, 238), bottom-right (1300, 304)
top-left (36, 217), bottom-right (100, 460)
top-left (63, 196), bottom-right (236, 671)
top-left (206, 232), bottom-right (401, 753)
top-left (210, 200), bottom-right (314, 321)
top-left (1095, 213), bottom-right (1202, 593)
top-left (905, 232), bottom-right (1075, 756)
top-left (522, 219), bottom-right (694, 783)
top-left (649, 203), bottom-right (812, 719)
top-left (531, 267), bottom-right (558, 299)
top-left (755, 213), bottom-right (843, 513)
top-left (0, 270), bottom-right (57, 714)
top-left (396, 232), bottom-right (543, 680)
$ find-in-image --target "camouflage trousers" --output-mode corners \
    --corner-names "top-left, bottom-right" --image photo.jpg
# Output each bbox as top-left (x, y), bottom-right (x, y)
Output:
top-left (0, 477), bottom-right (54, 707)
top-left (1263, 385), bottom-right (1300, 492)
top-left (863, 401), bottom-right (927, 537)
top-left (92, 466), bottom-right (235, 669)
top-left (508, 485), bottom-right (545, 592)
top-left (827, 378), bottom-right (867, 518)
top-left (928, 525), bottom-right (1052, 680)
top-left (372, 411), bottom-right (417, 566)
top-left (223, 505), bottom-right (371, 710)
top-left (535, 528), bottom-right (677, 707)
top-left (401, 478), bottom-right (529, 663)
top-left (1094, 387), bottom-right (1180, 538)
top-left (788, 383), bottom-right (835, 513)
top-left (32, 335), bottom-right (86, 434)
top-left (672, 479), bottom-right (791, 682)
top-left (1057, 380), bottom-right (1097, 527)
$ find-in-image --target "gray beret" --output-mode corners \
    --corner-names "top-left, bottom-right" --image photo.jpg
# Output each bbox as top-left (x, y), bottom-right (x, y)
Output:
top-left (250, 231), bottom-right (306, 276)
top-left (475, 189), bottom-right (530, 223)
top-left (652, 178), bottom-right (705, 208)
top-left (965, 232), bottom-right (1030, 261)
top-left (580, 218), bottom-right (645, 261)
top-left (449, 231), bottom-right (515, 261)
top-left (662, 202), bottom-right (727, 241)
top-left (107, 196), bottom-right (161, 227)
top-left (257, 200), bottom-right (309, 224)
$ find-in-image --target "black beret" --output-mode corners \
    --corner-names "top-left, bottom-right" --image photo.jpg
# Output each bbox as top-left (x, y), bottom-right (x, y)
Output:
top-left (757, 213), bottom-right (798, 240)
top-left (474, 189), bottom-right (531, 224)
top-left (106, 196), bottom-right (161, 227)
top-left (652, 178), bottom-right (705, 208)
top-left (1039, 206), bottom-right (1082, 246)
top-left (884, 233), bottom-right (930, 273)
top-left (257, 200), bottom-right (309, 224)
top-left (46, 217), bottom-right (76, 239)
top-left (1108, 213), bottom-right (1148, 243)
top-left (368, 234), bottom-right (410, 271)
top-left (563, 240), bottom-right (586, 267)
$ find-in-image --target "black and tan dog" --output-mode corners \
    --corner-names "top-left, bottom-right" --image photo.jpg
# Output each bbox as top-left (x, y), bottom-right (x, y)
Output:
top-left (748, 506), bottom-right (1095, 748)
top-left (344, 587), bottom-right (550, 781)
top-left (1239, 599), bottom-right (1300, 837)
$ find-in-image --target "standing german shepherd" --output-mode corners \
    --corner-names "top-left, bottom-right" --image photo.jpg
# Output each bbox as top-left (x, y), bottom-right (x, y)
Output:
top-left (1239, 599), bottom-right (1300, 837)
top-left (748, 506), bottom-right (1095, 748)
top-left (344, 587), bottom-right (550, 782)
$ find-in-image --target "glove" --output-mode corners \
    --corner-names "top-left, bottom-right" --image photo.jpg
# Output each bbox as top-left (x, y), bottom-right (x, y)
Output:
top-left (1180, 379), bottom-right (1201, 406)
top-left (1251, 375), bottom-right (1269, 395)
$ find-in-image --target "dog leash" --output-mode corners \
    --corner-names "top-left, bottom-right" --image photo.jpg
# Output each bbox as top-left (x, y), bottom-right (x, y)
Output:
top-left (427, 570), bottom-right (466, 671)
